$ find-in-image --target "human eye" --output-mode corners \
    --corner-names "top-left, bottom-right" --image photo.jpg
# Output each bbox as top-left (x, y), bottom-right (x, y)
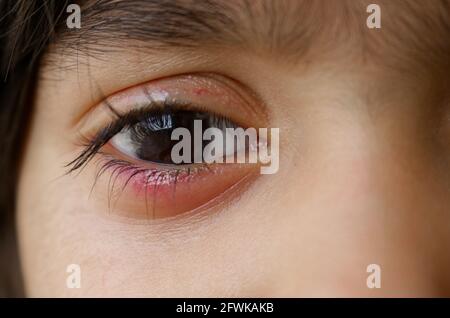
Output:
top-left (66, 73), bottom-right (268, 220)
top-left (109, 109), bottom-right (243, 164)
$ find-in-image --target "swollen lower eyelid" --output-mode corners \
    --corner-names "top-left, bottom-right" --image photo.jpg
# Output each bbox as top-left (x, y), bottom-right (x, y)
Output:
top-left (88, 157), bottom-right (259, 219)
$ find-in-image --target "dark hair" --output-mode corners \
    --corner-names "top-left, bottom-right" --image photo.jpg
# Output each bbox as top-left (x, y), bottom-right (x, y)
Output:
top-left (0, 0), bottom-right (71, 297)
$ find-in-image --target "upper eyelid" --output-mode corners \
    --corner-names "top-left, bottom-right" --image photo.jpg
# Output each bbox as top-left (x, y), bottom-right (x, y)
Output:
top-left (76, 98), bottom-right (234, 142)
top-left (76, 73), bottom-right (267, 121)
top-left (71, 74), bottom-right (269, 142)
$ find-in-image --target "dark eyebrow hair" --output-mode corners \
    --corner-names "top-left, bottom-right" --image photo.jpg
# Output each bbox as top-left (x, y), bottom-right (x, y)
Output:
top-left (55, 0), bottom-right (340, 60)
top-left (75, 0), bottom-right (243, 46)
top-left (52, 0), bottom-right (450, 70)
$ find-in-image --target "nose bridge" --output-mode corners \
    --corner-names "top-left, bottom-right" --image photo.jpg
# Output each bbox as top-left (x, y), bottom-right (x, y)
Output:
top-left (302, 81), bottom-right (436, 211)
top-left (363, 146), bottom-right (450, 295)
top-left (269, 97), bottom-right (450, 296)
top-left (273, 149), bottom-right (449, 296)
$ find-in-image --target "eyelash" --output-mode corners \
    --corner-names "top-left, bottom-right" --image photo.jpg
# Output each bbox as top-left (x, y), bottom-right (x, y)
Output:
top-left (67, 100), bottom-right (227, 172)
top-left (88, 155), bottom-right (209, 216)
top-left (66, 100), bottom-right (239, 211)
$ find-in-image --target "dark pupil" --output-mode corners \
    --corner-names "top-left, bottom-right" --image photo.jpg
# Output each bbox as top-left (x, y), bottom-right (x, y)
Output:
top-left (129, 110), bottom-right (229, 164)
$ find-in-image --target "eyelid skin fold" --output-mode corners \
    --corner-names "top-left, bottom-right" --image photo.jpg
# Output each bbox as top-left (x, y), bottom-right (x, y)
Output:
top-left (74, 73), bottom-right (269, 140)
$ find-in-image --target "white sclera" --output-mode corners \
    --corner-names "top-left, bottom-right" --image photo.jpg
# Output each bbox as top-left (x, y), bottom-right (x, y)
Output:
top-left (110, 128), bottom-right (140, 160)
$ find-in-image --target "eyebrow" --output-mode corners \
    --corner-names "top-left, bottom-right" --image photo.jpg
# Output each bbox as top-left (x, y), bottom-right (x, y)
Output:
top-left (55, 0), bottom-right (450, 68)
top-left (56, 0), bottom-right (337, 60)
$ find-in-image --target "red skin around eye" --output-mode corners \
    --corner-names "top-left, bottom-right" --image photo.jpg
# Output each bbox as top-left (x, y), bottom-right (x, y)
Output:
top-left (193, 88), bottom-right (209, 96)
top-left (104, 163), bottom-right (258, 219)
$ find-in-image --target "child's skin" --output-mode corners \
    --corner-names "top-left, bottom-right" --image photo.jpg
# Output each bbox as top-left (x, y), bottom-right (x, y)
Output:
top-left (17, 0), bottom-right (450, 296)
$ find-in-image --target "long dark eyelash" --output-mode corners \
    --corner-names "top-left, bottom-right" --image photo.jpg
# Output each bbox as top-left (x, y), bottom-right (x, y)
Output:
top-left (66, 109), bottom-right (142, 174)
top-left (66, 98), bottom-right (238, 175)
top-left (66, 100), bottom-right (190, 174)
